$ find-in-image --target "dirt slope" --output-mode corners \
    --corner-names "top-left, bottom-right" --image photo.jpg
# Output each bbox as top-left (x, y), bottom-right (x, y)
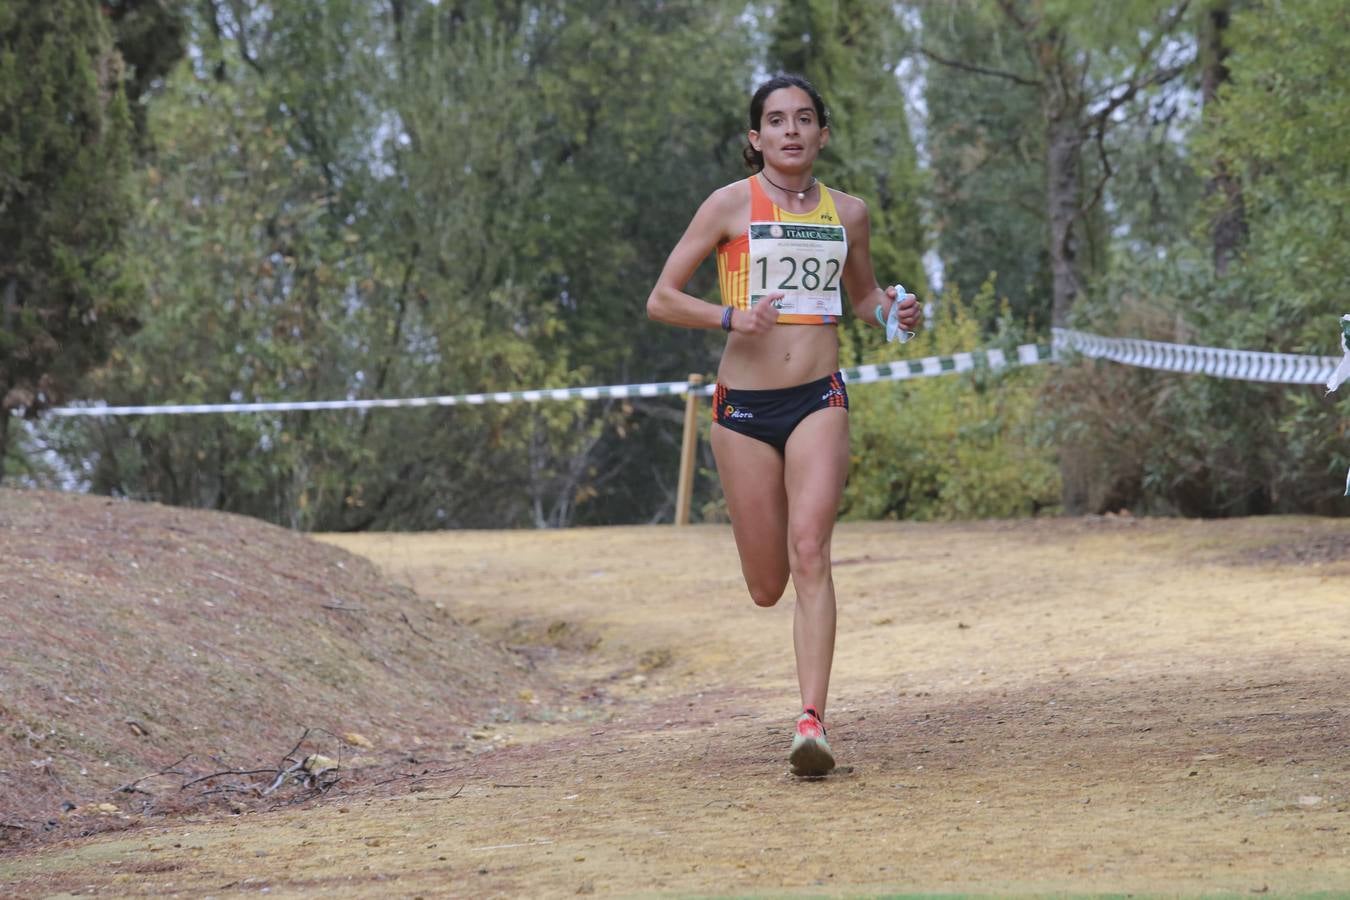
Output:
top-left (0, 490), bottom-right (538, 845)
top-left (3, 502), bottom-right (1350, 896)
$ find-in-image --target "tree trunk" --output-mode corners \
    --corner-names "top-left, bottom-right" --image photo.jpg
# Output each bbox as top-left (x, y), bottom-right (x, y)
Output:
top-left (1201, 2), bottom-right (1246, 276)
top-left (1045, 110), bottom-right (1084, 328)
top-left (1, 276), bottom-right (14, 485)
top-left (1041, 50), bottom-right (1093, 513)
top-left (0, 406), bottom-right (9, 487)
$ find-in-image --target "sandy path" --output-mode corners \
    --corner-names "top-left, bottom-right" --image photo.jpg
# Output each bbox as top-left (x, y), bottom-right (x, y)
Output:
top-left (4, 516), bottom-right (1349, 896)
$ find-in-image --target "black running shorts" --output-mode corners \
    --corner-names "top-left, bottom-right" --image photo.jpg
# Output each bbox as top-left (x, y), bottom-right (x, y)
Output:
top-left (711, 371), bottom-right (849, 452)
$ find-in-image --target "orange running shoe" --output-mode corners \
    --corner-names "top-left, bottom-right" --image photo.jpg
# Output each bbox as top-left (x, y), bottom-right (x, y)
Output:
top-left (789, 706), bottom-right (835, 776)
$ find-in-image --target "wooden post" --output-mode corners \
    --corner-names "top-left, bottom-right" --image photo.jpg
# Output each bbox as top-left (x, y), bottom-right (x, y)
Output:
top-left (674, 373), bottom-right (704, 526)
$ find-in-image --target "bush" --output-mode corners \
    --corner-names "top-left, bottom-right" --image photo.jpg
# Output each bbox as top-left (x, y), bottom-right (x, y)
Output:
top-left (841, 281), bottom-right (1060, 521)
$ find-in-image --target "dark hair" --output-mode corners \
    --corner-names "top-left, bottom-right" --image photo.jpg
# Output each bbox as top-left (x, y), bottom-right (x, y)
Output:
top-left (742, 74), bottom-right (829, 172)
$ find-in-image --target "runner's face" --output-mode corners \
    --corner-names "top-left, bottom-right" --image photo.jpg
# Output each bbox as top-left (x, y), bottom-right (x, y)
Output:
top-left (750, 87), bottom-right (828, 172)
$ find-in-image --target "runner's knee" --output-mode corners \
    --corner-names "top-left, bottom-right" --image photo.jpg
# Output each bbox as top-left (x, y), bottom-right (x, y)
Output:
top-left (788, 532), bottom-right (831, 582)
top-left (747, 574), bottom-right (788, 608)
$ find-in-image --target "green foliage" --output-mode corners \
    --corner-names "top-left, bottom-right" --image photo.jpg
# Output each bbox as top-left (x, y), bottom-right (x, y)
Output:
top-left (767, 0), bottom-right (927, 294)
top-left (102, 0), bottom-right (187, 142)
top-left (29, 0), bottom-right (759, 528)
top-left (1054, 0), bottom-right (1350, 516)
top-left (21, 0), bottom-right (1341, 524)
top-left (0, 0), bottom-right (138, 476)
top-left (920, 6), bottom-right (1050, 325)
top-left (1196, 0), bottom-right (1350, 349)
top-left (842, 281), bottom-right (1059, 521)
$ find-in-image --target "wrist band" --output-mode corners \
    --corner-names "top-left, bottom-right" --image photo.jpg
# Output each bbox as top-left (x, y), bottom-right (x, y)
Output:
top-left (721, 306), bottom-right (734, 332)
top-left (874, 304), bottom-right (886, 327)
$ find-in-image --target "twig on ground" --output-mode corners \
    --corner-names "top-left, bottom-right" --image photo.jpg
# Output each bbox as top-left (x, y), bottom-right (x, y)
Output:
top-left (278, 728), bottom-right (313, 766)
top-left (400, 611), bottom-right (432, 641)
top-left (261, 760), bottom-right (307, 796)
top-left (180, 768), bottom-right (281, 790)
top-left (201, 785), bottom-right (259, 797)
top-left (118, 754), bottom-right (195, 793)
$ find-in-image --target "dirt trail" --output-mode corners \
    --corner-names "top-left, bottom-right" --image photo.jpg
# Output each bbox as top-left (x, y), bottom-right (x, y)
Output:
top-left (4, 515), bottom-right (1350, 896)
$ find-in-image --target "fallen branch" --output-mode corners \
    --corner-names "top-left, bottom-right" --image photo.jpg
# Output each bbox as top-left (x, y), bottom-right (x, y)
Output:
top-left (180, 768), bottom-right (279, 790)
top-left (261, 760), bottom-right (307, 796)
top-left (118, 753), bottom-right (195, 794)
top-left (201, 785), bottom-right (259, 798)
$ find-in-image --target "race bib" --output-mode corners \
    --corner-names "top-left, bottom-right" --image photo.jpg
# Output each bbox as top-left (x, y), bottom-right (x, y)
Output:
top-left (748, 221), bottom-right (846, 317)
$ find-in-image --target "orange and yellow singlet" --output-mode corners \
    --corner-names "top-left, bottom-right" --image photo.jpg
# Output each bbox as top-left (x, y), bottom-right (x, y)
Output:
top-left (716, 176), bottom-right (848, 325)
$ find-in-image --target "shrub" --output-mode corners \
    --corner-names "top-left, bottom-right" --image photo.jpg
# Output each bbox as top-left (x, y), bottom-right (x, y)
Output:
top-left (842, 281), bottom-right (1060, 521)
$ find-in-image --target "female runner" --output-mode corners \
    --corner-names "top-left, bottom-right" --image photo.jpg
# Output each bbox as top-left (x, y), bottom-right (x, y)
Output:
top-left (646, 74), bottom-right (921, 775)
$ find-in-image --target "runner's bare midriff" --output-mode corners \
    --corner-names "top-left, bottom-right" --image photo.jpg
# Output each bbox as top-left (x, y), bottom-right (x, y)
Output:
top-left (718, 324), bottom-right (840, 390)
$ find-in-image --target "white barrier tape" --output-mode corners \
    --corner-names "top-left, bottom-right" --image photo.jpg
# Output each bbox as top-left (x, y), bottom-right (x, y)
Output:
top-left (44, 343), bottom-right (1054, 418)
top-left (45, 381), bottom-right (695, 417)
top-left (1326, 314), bottom-right (1350, 393)
top-left (1053, 327), bottom-right (1343, 385)
top-left (39, 324), bottom-right (1348, 418)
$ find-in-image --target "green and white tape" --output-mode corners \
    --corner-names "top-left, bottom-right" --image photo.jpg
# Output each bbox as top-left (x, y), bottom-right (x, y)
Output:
top-left (46, 380), bottom-right (694, 417)
top-left (35, 319), bottom-right (1350, 496)
top-left (46, 343), bottom-right (1054, 418)
top-left (1053, 327), bottom-right (1344, 385)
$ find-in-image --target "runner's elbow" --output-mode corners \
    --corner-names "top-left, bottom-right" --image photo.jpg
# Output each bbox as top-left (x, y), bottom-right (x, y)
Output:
top-left (646, 287), bottom-right (670, 323)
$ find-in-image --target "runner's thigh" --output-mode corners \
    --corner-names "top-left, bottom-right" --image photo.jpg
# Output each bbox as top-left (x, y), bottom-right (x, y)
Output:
top-left (710, 423), bottom-right (789, 585)
top-left (783, 407), bottom-right (850, 558)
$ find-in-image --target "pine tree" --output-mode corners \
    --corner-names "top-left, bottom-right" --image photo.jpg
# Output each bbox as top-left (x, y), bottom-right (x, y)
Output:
top-left (0, 0), bottom-right (138, 479)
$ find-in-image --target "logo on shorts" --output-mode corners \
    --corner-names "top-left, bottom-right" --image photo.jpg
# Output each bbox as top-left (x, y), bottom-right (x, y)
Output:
top-left (725, 405), bottom-right (754, 419)
top-left (820, 388), bottom-right (844, 402)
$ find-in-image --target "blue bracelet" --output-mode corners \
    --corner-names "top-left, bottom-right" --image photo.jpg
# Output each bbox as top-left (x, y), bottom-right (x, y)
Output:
top-left (874, 304), bottom-right (886, 327)
top-left (721, 306), bottom-right (734, 332)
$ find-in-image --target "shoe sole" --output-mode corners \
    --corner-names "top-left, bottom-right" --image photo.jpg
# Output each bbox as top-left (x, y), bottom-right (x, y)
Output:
top-left (789, 736), bottom-right (835, 777)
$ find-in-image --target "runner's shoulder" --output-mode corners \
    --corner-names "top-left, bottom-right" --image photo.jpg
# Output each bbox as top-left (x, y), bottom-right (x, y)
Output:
top-left (706, 178), bottom-right (751, 213)
top-left (702, 178), bottom-right (751, 242)
top-left (826, 187), bottom-right (869, 229)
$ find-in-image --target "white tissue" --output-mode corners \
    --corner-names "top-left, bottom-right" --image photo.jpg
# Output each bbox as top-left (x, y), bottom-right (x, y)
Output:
top-left (1327, 314), bottom-right (1350, 393)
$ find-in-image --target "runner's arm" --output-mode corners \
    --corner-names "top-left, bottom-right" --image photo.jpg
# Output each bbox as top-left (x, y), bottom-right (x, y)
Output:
top-left (837, 194), bottom-right (919, 331)
top-left (647, 187), bottom-right (741, 331)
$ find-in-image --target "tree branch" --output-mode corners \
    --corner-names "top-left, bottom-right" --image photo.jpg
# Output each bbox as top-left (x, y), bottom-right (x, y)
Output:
top-left (919, 47), bottom-right (1042, 88)
top-left (1087, 0), bottom-right (1194, 126)
top-left (994, 0), bottom-right (1037, 32)
top-left (1072, 122), bottom-right (1115, 230)
top-left (1087, 60), bottom-right (1190, 133)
